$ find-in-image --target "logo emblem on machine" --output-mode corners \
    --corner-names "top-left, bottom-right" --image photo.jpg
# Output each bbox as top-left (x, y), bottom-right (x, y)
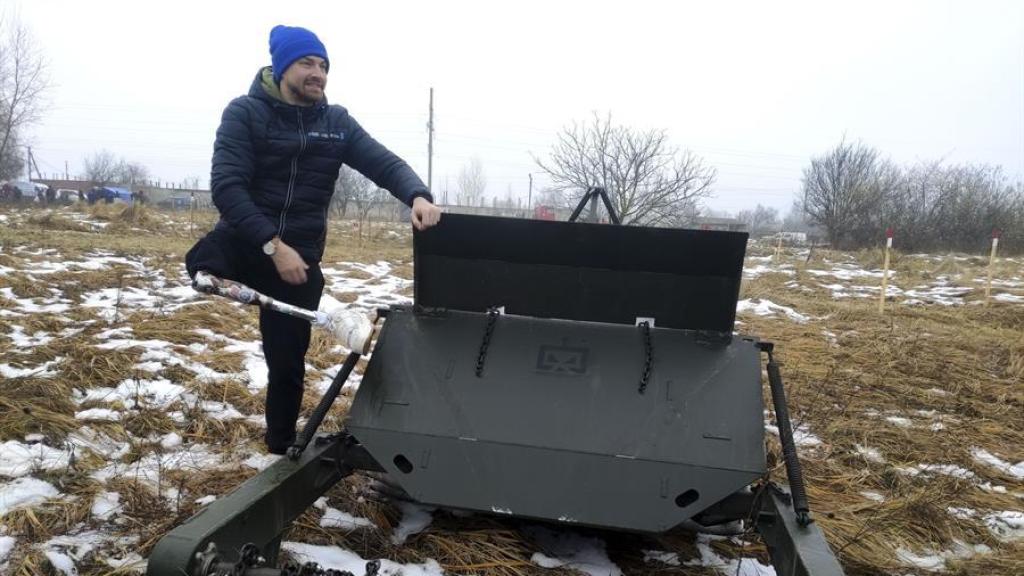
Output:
top-left (536, 345), bottom-right (589, 375)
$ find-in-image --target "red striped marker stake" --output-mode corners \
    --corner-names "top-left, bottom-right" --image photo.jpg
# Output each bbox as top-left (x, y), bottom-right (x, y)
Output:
top-left (985, 229), bottom-right (1001, 305)
top-left (879, 228), bottom-right (893, 313)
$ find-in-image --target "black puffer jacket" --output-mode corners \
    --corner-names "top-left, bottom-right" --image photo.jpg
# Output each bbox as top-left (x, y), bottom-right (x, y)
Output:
top-left (211, 67), bottom-right (431, 261)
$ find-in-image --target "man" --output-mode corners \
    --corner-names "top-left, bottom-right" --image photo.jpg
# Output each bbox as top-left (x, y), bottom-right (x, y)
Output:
top-left (186, 25), bottom-right (441, 454)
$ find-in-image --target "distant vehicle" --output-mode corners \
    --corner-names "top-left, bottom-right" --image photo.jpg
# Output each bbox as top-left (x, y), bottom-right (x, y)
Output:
top-left (534, 205), bottom-right (557, 220)
top-left (55, 188), bottom-right (80, 203)
top-left (9, 181), bottom-right (39, 196)
top-left (767, 231), bottom-right (808, 245)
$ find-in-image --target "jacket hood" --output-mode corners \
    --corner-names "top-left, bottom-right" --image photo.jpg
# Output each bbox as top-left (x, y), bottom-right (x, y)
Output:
top-left (249, 66), bottom-right (328, 110)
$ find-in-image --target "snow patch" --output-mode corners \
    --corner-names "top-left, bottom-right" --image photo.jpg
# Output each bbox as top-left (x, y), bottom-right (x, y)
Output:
top-left (0, 477), bottom-right (60, 515)
top-left (282, 542), bottom-right (444, 576)
top-left (91, 491), bottom-right (122, 520)
top-left (0, 441), bottom-right (72, 477)
top-left (527, 526), bottom-right (622, 576)
top-left (242, 453), bottom-right (281, 471)
top-left (320, 506), bottom-right (376, 530)
top-left (0, 358), bottom-right (61, 378)
top-left (692, 534), bottom-right (776, 575)
top-left (390, 501), bottom-right (434, 544)
top-left (855, 444), bottom-right (886, 463)
top-left (736, 298), bottom-right (809, 323)
top-left (896, 464), bottom-right (975, 479)
top-left (972, 448), bottom-right (1024, 479)
top-left (642, 550), bottom-right (681, 566)
top-left (896, 540), bottom-right (992, 572)
top-left (984, 511), bottom-right (1024, 542)
top-left (75, 408), bottom-right (122, 421)
top-left (764, 423), bottom-right (821, 448)
top-left (861, 491), bottom-right (886, 503)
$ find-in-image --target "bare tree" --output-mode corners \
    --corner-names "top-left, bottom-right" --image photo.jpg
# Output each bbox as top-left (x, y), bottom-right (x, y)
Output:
top-left (535, 113), bottom-right (715, 226)
top-left (83, 150), bottom-right (152, 187)
top-left (0, 129), bottom-right (20, 178)
top-left (182, 175), bottom-right (201, 190)
top-left (84, 150), bottom-right (120, 185)
top-left (891, 162), bottom-right (1018, 252)
top-left (0, 14), bottom-right (49, 180)
top-left (331, 165), bottom-right (366, 219)
top-left (456, 157), bottom-right (487, 206)
top-left (117, 160), bottom-right (150, 187)
top-left (798, 141), bottom-right (1024, 252)
top-left (782, 200), bottom-right (814, 234)
top-left (801, 139), bottom-right (900, 248)
top-left (736, 204), bottom-right (780, 236)
top-left (341, 167), bottom-right (382, 237)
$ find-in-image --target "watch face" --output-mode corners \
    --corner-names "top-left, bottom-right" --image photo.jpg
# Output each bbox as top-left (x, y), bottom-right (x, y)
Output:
top-left (263, 241), bottom-right (275, 255)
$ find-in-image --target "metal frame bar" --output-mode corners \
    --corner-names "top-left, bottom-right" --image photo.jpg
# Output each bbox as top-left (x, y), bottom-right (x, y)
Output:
top-left (145, 432), bottom-right (382, 576)
top-left (757, 484), bottom-right (846, 576)
top-left (568, 187), bottom-right (621, 224)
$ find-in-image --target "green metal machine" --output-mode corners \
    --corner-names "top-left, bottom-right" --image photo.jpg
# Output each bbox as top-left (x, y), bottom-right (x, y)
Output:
top-left (147, 189), bottom-right (845, 576)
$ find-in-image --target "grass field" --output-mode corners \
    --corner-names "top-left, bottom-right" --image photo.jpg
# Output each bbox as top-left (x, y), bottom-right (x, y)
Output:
top-left (0, 203), bottom-right (1021, 576)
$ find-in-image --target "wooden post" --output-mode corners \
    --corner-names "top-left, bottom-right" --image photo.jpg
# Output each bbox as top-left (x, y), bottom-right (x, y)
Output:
top-left (878, 228), bottom-right (893, 313)
top-left (985, 229), bottom-right (1000, 305)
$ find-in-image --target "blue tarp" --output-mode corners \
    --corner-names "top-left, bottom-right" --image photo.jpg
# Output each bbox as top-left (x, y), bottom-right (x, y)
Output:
top-left (104, 186), bottom-right (134, 201)
top-left (87, 186), bottom-right (134, 203)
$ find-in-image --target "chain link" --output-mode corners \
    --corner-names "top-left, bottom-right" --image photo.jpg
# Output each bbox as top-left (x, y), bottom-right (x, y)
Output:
top-left (474, 307), bottom-right (501, 377)
top-left (638, 321), bottom-right (653, 394)
top-left (219, 542), bottom-right (381, 576)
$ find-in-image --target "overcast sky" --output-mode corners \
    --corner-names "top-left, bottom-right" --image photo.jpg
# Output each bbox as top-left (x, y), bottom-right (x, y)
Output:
top-left (11, 0), bottom-right (1024, 215)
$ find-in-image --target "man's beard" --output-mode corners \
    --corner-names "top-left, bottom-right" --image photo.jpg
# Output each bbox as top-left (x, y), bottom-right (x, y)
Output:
top-left (284, 79), bottom-right (323, 105)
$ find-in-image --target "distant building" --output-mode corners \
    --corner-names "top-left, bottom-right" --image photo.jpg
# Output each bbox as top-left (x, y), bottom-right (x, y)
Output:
top-left (778, 231), bottom-right (808, 244)
top-left (693, 217), bottom-right (746, 232)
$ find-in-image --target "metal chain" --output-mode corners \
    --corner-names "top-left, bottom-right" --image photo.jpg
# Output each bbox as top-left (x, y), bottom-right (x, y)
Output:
top-left (222, 543), bottom-right (261, 576)
top-left (638, 321), bottom-right (653, 394)
top-left (474, 307), bottom-right (501, 377)
top-left (225, 542), bottom-right (380, 576)
top-left (240, 544), bottom-right (261, 568)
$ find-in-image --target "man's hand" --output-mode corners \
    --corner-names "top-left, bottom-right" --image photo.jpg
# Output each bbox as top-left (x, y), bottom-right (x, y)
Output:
top-left (271, 240), bottom-right (309, 285)
top-left (411, 196), bottom-right (442, 231)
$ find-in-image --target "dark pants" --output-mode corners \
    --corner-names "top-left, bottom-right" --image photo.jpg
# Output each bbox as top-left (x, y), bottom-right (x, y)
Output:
top-left (185, 229), bottom-right (324, 452)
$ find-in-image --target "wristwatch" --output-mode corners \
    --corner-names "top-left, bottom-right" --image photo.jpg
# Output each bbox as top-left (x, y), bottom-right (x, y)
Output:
top-left (262, 237), bottom-right (279, 256)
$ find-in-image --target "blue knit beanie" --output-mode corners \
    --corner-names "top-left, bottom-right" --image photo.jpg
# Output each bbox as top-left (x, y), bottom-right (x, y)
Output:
top-left (269, 25), bottom-right (329, 83)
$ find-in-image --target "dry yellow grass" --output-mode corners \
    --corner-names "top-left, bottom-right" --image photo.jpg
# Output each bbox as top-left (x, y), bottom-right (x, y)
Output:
top-left (738, 247), bottom-right (1023, 575)
top-left (1, 207), bottom-right (1022, 575)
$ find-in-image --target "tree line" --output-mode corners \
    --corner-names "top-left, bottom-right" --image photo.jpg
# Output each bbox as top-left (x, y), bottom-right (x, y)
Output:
top-left (801, 140), bottom-right (1022, 252)
top-left (6, 8), bottom-right (1020, 254)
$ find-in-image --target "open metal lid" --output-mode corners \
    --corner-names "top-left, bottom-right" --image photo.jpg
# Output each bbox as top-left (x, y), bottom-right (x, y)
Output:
top-left (413, 213), bottom-right (747, 334)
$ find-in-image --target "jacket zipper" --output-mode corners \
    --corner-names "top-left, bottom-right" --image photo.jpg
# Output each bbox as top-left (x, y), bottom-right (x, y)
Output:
top-left (320, 205), bottom-right (329, 249)
top-left (277, 109), bottom-right (307, 238)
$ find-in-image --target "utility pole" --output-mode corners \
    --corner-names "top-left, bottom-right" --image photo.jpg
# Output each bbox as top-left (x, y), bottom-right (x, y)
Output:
top-left (65, 160), bottom-right (69, 181)
top-left (25, 147), bottom-right (42, 181)
top-left (427, 87), bottom-right (434, 194)
top-left (528, 173), bottom-right (533, 211)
